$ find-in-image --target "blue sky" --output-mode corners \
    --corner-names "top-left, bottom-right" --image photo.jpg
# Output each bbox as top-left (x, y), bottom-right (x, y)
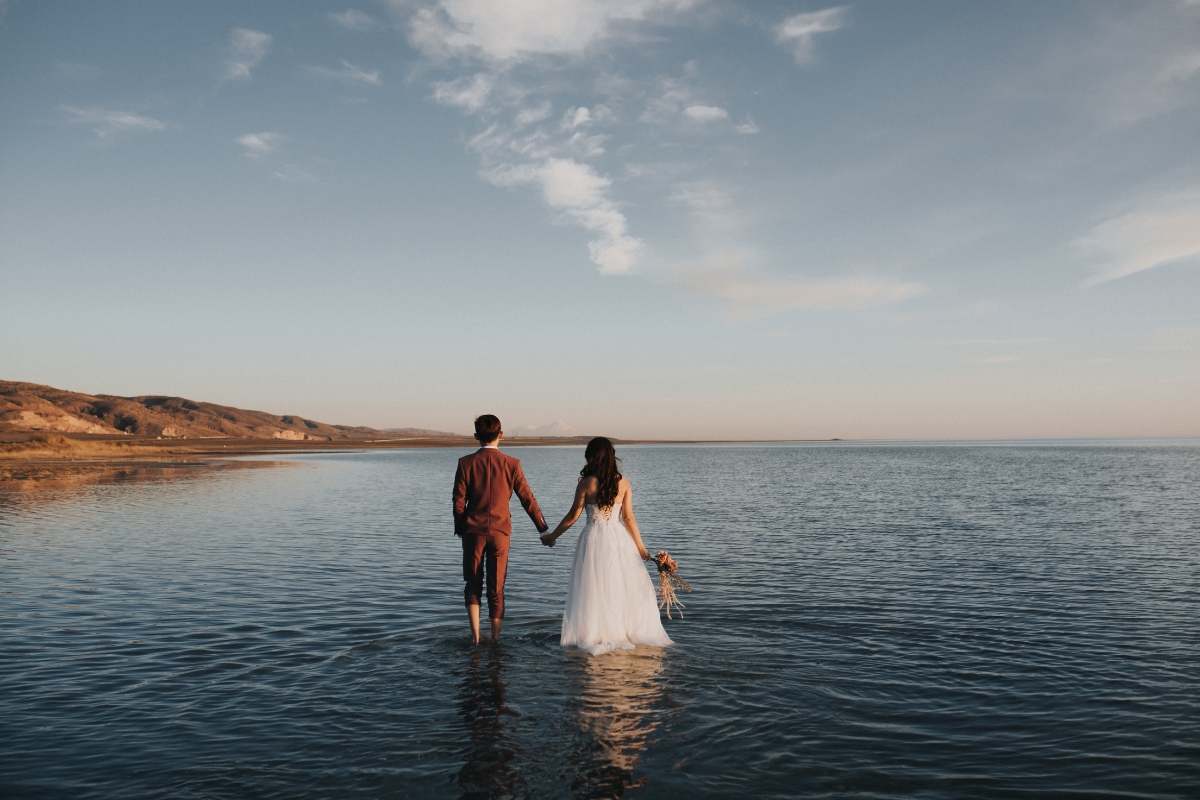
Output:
top-left (2, 0), bottom-right (1198, 439)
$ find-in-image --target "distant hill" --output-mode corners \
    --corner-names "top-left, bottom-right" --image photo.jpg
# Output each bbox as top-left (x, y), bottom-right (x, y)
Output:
top-left (378, 427), bottom-right (462, 437)
top-left (0, 381), bottom-right (453, 441)
top-left (507, 421), bottom-right (580, 438)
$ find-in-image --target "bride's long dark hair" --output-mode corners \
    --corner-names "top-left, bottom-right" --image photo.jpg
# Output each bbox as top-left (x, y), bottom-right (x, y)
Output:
top-left (581, 437), bottom-right (622, 508)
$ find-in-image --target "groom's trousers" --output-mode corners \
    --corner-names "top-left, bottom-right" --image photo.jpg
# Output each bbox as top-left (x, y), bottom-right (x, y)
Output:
top-left (462, 534), bottom-right (509, 620)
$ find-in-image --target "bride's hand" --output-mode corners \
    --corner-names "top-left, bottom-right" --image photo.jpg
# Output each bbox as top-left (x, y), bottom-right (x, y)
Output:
top-left (638, 546), bottom-right (650, 561)
top-left (541, 533), bottom-right (555, 547)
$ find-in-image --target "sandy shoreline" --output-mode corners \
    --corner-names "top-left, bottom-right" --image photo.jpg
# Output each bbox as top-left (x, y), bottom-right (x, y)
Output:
top-left (0, 433), bottom-right (774, 485)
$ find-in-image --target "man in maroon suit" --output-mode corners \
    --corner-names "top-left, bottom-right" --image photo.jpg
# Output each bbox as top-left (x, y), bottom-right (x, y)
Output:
top-left (453, 414), bottom-right (548, 644)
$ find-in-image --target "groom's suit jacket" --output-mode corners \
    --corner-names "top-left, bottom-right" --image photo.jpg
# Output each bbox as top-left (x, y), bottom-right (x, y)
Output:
top-left (453, 447), bottom-right (548, 538)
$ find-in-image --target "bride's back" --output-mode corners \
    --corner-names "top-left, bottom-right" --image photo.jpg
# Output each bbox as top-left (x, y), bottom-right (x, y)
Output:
top-left (580, 475), bottom-right (628, 510)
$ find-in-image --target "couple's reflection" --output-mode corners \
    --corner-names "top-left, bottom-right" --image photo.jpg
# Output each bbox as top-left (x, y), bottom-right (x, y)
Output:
top-left (456, 645), bottom-right (523, 800)
top-left (455, 644), bottom-right (667, 799)
top-left (567, 647), bottom-right (667, 798)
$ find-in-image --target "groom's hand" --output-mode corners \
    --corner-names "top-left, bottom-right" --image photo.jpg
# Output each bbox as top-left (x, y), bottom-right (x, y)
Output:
top-left (540, 533), bottom-right (555, 547)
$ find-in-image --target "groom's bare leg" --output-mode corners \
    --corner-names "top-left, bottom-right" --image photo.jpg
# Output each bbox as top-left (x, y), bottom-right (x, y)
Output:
top-left (467, 603), bottom-right (482, 645)
top-left (485, 535), bottom-right (508, 641)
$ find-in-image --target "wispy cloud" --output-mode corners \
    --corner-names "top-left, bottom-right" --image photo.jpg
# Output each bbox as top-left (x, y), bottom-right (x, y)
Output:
top-left (934, 338), bottom-right (1052, 346)
top-left (329, 9), bottom-right (376, 31)
top-left (305, 60), bottom-right (382, 86)
top-left (62, 106), bottom-right (167, 138)
top-left (1075, 202), bottom-right (1200, 283)
top-left (273, 164), bottom-right (317, 184)
top-left (432, 73), bottom-right (494, 112)
top-left (775, 6), bottom-right (847, 64)
top-left (683, 104), bottom-right (727, 122)
top-left (675, 253), bottom-right (922, 317)
top-left (735, 114), bottom-right (760, 134)
top-left (0, 0), bottom-right (12, 27)
top-left (400, 0), bottom-right (695, 62)
top-left (225, 28), bottom-right (272, 80)
top-left (486, 159), bottom-right (641, 274)
top-left (237, 131), bottom-right (283, 158)
top-left (640, 67), bottom-right (699, 123)
top-left (669, 183), bottom-right (743, 237)
top-left (392, 2), bottom-right (778, 283)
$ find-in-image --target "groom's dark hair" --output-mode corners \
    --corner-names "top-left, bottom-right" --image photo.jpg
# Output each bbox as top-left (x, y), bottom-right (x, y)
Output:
top-left (474, 414), bottom-right (502, 443)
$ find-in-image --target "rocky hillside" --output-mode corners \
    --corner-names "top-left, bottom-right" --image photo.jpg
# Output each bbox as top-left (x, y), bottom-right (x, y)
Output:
top-left (0, 381), bottom-right (450, 441)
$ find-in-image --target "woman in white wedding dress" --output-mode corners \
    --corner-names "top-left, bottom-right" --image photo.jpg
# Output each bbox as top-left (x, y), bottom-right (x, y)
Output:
top-left (541, 437), bottom-right (673, 655)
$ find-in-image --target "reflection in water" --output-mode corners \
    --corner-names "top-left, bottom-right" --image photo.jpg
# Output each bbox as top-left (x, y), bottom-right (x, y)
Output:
top-left (456, 646), bottom-right (524, 800)
top-left (568, 648), bottom-right (667, 798)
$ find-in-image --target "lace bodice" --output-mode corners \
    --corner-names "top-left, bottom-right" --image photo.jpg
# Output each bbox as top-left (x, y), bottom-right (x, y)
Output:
top-left (584, 503), bottom-right (620, 523)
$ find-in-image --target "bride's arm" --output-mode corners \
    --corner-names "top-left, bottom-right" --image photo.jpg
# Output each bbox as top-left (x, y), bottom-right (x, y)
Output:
top-left (620, 481), bottom-right (651, 561)
top-left (541, 478), bottom-right (590, 546)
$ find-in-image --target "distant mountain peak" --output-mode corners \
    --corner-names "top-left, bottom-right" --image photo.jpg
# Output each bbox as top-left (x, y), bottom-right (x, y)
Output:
top-left (508, 421), bottom-right (579, 438)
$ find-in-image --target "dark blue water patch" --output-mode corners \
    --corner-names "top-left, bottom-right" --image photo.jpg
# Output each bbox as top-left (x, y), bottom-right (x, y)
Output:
top-left (1, 442), bottom-right (1198, 798)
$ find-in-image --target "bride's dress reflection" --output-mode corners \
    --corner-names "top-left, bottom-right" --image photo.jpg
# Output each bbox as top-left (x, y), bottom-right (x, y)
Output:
top-left (456, 647), bottom-right (523, 800)
top-left (568, 647), bottom-right (667, 797)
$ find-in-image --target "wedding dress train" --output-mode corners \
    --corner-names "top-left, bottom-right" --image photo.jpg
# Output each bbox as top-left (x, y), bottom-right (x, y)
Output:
top-left (561, 504), bottom-right (673, 656)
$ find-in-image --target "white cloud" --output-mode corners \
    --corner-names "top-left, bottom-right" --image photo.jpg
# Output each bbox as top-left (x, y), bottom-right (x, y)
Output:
top-left (515, 101), bottom-right (553, 126)
top-left (432, 72), bottom-right (494, 112)
top-left (225, 28), bottom-right (272, 80)
top-left (676, 253), bottom-right (922, 316)
top-left (735, 114), bottom-right (760, 134)
top-left (1075, 204), bottom-right (1200, 283)
top-left (306, 60), bottom-right (382, 85)
top-left (62, 106), bottom-right (167, 138)
top-left (237, 131), bottom-right (283, 158)
top-left (400, 0), bottom-right (694, 61)
top-left (683, 104), bottom-right (727, 122)
top-left (640, 71), bottom-right (695, 123)
top-left (273, 165), bottom-right (318, 184)
top-left (775, 6), bottom-right (846, 64)
top-left (487, 158), bottom-right (642, 274)
top-left (562, 106), bottom-right (592, 129)
top-left (329, 9), bottom-right (376, 31)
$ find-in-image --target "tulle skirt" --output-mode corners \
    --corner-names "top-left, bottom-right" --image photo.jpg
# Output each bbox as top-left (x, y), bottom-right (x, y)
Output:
top-left (561, 511), bottom-right (673, 656)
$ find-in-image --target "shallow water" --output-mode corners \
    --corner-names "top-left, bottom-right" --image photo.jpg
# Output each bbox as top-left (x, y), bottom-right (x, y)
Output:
top-left (2, 442), bottom-right (1198, 799)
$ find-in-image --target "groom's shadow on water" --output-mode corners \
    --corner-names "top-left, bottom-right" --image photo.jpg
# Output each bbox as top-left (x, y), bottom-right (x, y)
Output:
top-left (456, 644), bottom-right (525, 800)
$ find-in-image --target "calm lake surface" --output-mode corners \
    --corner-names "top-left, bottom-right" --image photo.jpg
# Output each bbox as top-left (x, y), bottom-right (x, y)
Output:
top-left (3, 442), bottom-right (1198, 799)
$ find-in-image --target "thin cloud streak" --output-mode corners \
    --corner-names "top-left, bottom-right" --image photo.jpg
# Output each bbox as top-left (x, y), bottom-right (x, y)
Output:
top-left (683, 104), bottom-right (728, 122)
top-left (775, 6), bottom-right (846, 64)
top-left (1076, 204), bottom-right (1200, 283)
top-left (305, 60), bottom-right (382, 85)
top-left (62, 106), bottom-right (167, 137)
top-left (237, 131), bottom-right (283, 157)
top-left (675, 254), bottom-right (923, 317)
top-left (329, 9), bottom-right (376, 31)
